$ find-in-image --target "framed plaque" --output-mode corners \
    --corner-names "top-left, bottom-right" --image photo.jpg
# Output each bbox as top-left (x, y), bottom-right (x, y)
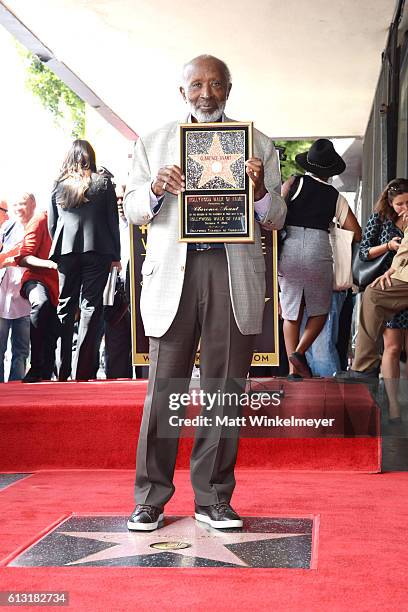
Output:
top-left (179, 122), bottom-right (254, 243)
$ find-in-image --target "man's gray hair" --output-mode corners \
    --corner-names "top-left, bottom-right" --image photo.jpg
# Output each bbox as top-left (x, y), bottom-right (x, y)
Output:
top-left (21, 192), bottom-right (36, 203)
top-left (12, 192), bottom-right (36, 206)
top-left (181, 55), bottom-right (232, 86)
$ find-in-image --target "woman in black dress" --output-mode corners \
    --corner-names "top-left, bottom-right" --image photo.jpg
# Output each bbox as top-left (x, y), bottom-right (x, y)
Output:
top-left (48, 140), bottom-right (121, 381)
top-left (359, 178), bottom-right (408, 419)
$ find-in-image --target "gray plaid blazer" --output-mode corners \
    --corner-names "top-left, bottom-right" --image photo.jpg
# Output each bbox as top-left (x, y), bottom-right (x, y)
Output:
top-left (124, 116), bottom-right (286, 337)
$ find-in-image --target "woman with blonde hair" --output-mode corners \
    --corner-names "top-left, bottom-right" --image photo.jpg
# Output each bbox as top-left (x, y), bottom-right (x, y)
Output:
top-left (359, 177), bottom-right (408, 420)
top-left (48, 139), bottom-right (120, 381)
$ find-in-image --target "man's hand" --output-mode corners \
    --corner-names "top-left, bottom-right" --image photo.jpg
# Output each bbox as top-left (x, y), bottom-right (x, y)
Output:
top-left (371, 268), bottom-right (394, 290)
top-left (246, 158), bottom-right (267, 201)
top-left (111, 261), bottom-right (122, 272)
top-left (152, 165), bottom-right (185, 197)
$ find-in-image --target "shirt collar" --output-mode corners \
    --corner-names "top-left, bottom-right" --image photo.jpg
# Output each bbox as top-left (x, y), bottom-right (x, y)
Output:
top-left (305, 171), bottom-right (331, 185)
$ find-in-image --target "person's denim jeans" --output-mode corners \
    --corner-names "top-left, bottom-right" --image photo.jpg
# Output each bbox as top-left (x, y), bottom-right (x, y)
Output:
top-left (303, 291), bottom-right (348, 377)
top-left (0, 316), bottom-right (30, 382)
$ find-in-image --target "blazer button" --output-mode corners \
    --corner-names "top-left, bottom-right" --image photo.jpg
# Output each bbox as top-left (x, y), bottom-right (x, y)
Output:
top-left (181, 266), bottom-right (185, 272)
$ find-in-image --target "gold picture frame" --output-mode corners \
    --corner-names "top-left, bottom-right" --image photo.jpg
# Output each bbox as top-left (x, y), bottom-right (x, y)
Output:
top-left (178, 121), bottom-right (254, 243)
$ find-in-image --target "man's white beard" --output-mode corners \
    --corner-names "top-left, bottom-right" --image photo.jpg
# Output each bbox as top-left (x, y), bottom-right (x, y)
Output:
top-left (188, 101), bottom-right (226, 123)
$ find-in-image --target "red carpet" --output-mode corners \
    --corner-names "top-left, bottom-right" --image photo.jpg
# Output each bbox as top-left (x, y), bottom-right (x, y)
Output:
top-left (0, 380), bottom-right (401, 609)
top-left (0, 469), bottom-right (407, 610)
top-left (0, 379), bottom-right (380, 472)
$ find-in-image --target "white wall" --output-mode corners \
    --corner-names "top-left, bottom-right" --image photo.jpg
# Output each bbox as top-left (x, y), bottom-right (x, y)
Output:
top-left (0, 28), bottom-right (72, 210)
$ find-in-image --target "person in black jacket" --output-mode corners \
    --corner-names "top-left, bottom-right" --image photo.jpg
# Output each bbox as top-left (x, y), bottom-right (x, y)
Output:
top-left (48, 139), bottom-right (121, 381)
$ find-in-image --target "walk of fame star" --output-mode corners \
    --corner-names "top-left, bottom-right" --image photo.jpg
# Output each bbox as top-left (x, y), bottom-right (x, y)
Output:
top-left (63, 518), bottom-right (306, 567)
top-left (0, 473), bottom-right (32, 491)
top-left (10, 516), bottom-right (315, 568)
top-left (189, 132), bottom-right (243, 188)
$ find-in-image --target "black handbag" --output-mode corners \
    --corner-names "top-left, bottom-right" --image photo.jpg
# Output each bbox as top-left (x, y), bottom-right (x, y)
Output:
top-left (104, 277), bottom-right (129, 326)
top-left (351, 242), bottom-right (390, 290)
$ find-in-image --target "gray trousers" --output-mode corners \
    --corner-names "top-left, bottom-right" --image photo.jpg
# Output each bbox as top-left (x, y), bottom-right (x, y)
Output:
top-left (135, 250), bottom-right (255, 507)
top-left (353, 278), bottom-right (408, 372)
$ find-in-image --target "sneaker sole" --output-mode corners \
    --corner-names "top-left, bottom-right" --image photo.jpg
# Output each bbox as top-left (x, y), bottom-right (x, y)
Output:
top-left (194, 512), bottom-right (243, 529)
top-left (127, 513), bottom-right (164, 531)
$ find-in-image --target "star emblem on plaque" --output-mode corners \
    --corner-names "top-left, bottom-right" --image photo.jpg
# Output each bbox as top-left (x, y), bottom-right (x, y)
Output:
top-left (179, 122), bottom-right (254, 243)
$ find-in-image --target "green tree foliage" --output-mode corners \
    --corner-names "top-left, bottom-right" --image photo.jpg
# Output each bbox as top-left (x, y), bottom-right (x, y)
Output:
top-left (275, 140), bottom-right (314, 182)
top-left (22, 51), bottom-right (85, 138)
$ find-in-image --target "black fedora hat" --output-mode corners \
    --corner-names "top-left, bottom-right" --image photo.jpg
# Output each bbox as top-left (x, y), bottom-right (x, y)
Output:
top-left (295, 139), bottom-right (346, 177)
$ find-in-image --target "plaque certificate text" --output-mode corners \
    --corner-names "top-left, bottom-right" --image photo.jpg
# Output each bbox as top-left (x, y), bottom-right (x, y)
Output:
top-left (179, 122), bottom-right (254, 242)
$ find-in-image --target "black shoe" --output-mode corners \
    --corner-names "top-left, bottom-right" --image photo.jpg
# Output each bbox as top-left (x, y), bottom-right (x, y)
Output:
top-left (288, 352), bottom-right (312, 378)
top-left (195, 502), bottom-right (243, 529)
top-left (388, 417), bottom-right (402, 425)
top-left (335, 368), bottom-right (379, 383)
top-left (127, 504), bottom-right (164, 531)
top-left (287, 373), bottom-right (303, 381)
top-left (22, 371), bottom-right (43, 383)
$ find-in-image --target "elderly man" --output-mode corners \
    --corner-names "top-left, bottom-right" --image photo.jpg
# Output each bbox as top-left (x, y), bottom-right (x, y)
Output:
top-left (124, 54), bottom-right (286, 531)
top-left (1, 194), bottom-right (59, 383)
top-left (0, 199), bottom-right (31, 382)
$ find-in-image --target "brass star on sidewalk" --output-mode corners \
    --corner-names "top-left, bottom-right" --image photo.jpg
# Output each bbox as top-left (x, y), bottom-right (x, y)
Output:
top-left (190, 132), bottom-right (243, 188)
top-left (63, 517), bottom-right (306, 567)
